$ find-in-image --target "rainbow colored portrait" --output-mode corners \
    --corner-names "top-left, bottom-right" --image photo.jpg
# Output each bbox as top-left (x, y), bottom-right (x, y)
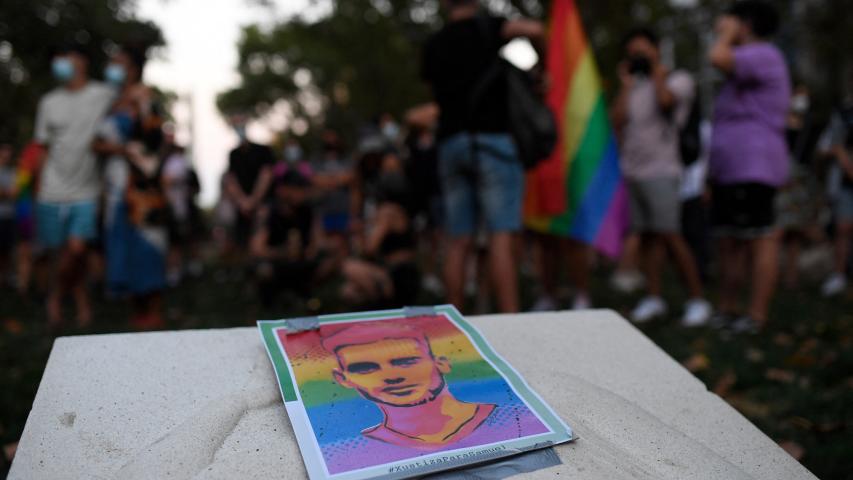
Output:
top-left (259, 306), bottom-right (573, 480)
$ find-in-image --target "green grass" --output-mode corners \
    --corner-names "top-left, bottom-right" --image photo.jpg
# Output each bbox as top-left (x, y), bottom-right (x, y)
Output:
top-left (1, 260), bottom-right (851, 478)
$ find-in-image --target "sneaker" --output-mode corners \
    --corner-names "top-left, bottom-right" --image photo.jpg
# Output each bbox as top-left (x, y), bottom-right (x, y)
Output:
top-left (821, 273), bottom-right (848, 297)
top-left (531, 295), bottom-right (558, 312)
top-left (631, 296), bottom-right (667, 323)
top-left (610, 270), bottom-right (645, 294)
top-left (422, 275), bottom-right (445, 297)
top-left (681, 298), bottom-right (712, 327)
top-left (571, 293), bottom-right (592, 310)
top-left (709, 312), bottom-right (735, 329)
top-left (729, 315), bottom-right (760, 334)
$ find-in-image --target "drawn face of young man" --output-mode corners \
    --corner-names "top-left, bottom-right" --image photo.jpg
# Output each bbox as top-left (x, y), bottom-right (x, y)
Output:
top-left (332, 336), bottom-right (451, 407)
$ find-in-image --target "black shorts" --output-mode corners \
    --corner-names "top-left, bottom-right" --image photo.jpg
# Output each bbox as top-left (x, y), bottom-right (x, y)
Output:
top-left (0, 218), bottom-right (14, 252)
top-left (711, 183), bottom-right (777, 237)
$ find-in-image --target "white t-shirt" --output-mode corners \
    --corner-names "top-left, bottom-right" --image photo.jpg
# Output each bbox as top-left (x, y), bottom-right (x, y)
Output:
top-left (620, 71), bottom-right (695, 181)
top-left (34, 82), bottom-right (116, 202)
top-left (163, 153), bottom-right (191, 221)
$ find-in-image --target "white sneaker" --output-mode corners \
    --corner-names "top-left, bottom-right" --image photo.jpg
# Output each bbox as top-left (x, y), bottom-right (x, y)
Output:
top-left (531, 295), bottom-right (558, 312)
top-left (422, 275), bottom-right (445, 297)
top-left (681, 298), bottom-right (712, 327)
top-left (821, 273), bottom-right (848, 297)
top-left (571, 293), bottom-right (592, 310)
top-left (610, 270), bottom-right (645, 294)
top-left (631, 296), bottom-right (667, 323)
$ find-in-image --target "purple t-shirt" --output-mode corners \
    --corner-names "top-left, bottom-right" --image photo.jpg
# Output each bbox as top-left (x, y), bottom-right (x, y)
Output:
top-left (709, 43), bottom-right (791, 187)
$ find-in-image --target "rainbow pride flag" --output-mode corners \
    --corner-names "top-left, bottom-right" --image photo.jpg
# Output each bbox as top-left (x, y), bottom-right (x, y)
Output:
top-left (524, 0), bottom-right (628, 258)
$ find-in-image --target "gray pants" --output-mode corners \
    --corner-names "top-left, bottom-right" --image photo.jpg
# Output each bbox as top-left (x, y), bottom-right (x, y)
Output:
top-left (627, 177), bottom-right (681, 234)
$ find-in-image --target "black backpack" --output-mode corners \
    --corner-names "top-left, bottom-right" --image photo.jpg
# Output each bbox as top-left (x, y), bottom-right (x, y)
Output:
top-left (468, 18), bottom-right (557, 170)
top-left (678, 92), bottom-right (703, 166)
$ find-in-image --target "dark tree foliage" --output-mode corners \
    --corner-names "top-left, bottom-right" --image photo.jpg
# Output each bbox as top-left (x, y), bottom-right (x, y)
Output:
top-left (0, 0), bottom-right (163, 145)
top-left (222, 0), bottom-right (850, 142)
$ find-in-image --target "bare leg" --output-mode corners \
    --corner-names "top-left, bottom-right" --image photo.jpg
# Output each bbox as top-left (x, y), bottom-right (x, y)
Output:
top-left (748, 232), bottom-right (781, 324)
top-left (444, 236), bottom-right (472, 312)
top-left (563, 239), bottom-right (591, 296)
top-left (663, 233), bottom-right (704, 298)
top-left (65, 238), bottom-right (91, 328)
top-left (475, 246), bottom-right (491, 314)
top-left (616, 233), bottom-right (641, 273)
top-left (643, 235), bottom-right (666, 297)
top-left (533, 233), bottom-right (559, 300)
top-left (16, 242), bottom-right (33, 295)
top-left (834, 223), bottom-right (853, 275)
top-left (717, 236), bottom-right (746, 315)
top-left (782, 233), bottom-right (801, 289)
top-left (488, 232), bottom-right (519, 313)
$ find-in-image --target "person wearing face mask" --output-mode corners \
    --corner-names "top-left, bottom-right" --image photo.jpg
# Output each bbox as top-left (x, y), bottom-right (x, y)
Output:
top-left (273, 138), bottom-right (313, 182)
top-left (223, 114), bottom-right (275, 250)
top-left (32, 43), bottom-right (116, 328)
top-left (341, 149), bottom-right (419, 309)
top-left (610, 28), bottom-right (711, 327)
top-left (708, 0), bottom-right (792, 332)
top-left (93, 44), bottom-right (170, 329)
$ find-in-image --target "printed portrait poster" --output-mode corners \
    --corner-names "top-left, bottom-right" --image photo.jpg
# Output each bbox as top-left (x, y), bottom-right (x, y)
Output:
top-left (258, 306), bottom-right (574, 480)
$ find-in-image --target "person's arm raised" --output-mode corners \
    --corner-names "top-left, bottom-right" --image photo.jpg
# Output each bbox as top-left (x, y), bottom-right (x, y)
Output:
top-left (709, 16), bottom-right (739, 74)
top-left (502, 19), bottom-right (546, 56)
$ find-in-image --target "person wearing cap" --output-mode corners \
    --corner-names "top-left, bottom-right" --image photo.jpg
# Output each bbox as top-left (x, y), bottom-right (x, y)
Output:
top-left (33, 43), bottom-right (116, 327)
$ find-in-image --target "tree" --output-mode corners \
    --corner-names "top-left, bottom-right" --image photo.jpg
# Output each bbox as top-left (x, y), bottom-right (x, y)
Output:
top-left (0, 0), bottom-right (163, 145)
top-left (221, 0), bottom-right (850, 142)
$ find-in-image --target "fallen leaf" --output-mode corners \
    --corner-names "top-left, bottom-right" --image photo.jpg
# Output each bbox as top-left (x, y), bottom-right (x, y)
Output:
top-left (816, 422), bottom-right (844, 434)
top-left (787, 416), bottom-right (814, 430)
top-left (796, 338), bottom-right (819, 355)
top-left (765, 368), bottom-right (796, 384)
top-left (3, 442), bottom-right (17, 462)
top-left (777, 440), bottom-right (805, 461)
top-left (819, 351), bottom-right (839, 367)
top-left (785, 353), bottom-right (817, 368)
top-left (773, 333), bottom-right (795, 347)
top-left (746, 348), bottom-right (764, 363)
top-left (727, 395), bottom-right (771, 418)
top-left (682, 353), bottom-right (710, 373)
top-left (3, 318), bottom-right (23, 335)
top-left (713, 370), bottom-right (737, 396)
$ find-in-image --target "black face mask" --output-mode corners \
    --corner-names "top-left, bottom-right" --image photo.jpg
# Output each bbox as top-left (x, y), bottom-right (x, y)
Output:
top-left (628, 55), bottom-right (652, 77)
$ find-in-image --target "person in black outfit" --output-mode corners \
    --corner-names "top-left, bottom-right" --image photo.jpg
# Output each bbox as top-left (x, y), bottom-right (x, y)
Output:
top-left (341, 152), bottom-right (419, 309)
top-left (250, 170), bottom-right (322, 307)
top-left (420, 0), bottom-right (545, 313)
top-left (224, 114), bottom-right (274, 248)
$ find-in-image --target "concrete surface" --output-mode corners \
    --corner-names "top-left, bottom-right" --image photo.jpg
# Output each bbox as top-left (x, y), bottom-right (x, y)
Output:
top-left (9, 310), bottom-right (816, 479)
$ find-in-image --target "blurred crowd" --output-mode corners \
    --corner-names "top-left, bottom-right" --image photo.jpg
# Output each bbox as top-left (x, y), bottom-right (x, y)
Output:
top-left (1, 0), bottom-right (851, 333)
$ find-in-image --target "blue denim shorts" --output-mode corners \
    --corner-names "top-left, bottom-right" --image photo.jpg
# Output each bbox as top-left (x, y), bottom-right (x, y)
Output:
top-left (36, 200), bottom-right (98, 249)
top-left (438, 133), bottom-right (524, 237)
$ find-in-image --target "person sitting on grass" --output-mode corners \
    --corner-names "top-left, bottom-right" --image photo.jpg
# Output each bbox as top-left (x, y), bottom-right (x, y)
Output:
top-left (341, 150), bottom-right (419, 309)
top-left (250, 170), bottom-right (333, 308)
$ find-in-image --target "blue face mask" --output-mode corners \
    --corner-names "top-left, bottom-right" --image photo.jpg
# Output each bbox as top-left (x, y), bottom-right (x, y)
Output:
top-left (52, 58), bottom-right (75, 83)
top-left (382, 122), bottom-right (400, 141)
top-left (284, 145), bottom-right (303, 163)
top-left (104, 63), bottom-right (126, 85)
top-left (234, 126), bottom-right (247, 141)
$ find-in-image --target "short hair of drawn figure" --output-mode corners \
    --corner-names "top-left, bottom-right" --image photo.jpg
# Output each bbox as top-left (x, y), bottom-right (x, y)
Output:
top-left (322, 324), bottom-right (452, 408)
